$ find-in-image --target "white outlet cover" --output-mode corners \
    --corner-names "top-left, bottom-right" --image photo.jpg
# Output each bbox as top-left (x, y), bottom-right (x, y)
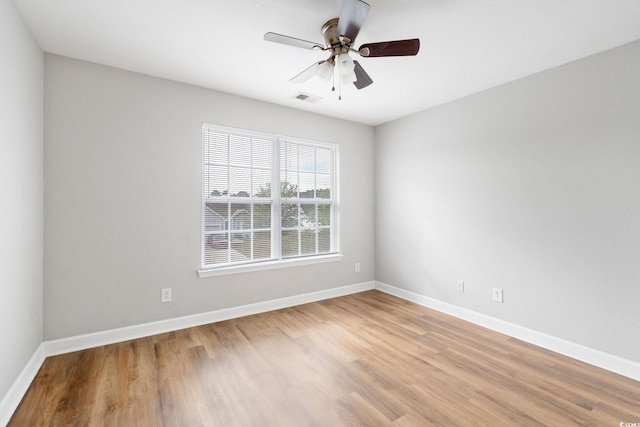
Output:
top-left (493, 288), bottom-right (503, 303)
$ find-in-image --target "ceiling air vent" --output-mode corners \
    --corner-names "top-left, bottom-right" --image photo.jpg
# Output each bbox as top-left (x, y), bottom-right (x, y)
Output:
top-left (293, 92), bottom-right (322, 103)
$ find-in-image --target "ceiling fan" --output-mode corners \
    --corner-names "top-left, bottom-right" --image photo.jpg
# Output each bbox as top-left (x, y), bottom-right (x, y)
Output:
top-left (264, 0), bottom-right (420, 98)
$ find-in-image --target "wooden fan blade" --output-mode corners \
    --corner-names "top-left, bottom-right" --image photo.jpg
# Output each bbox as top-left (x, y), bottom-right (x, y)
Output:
top-left (359, 38), bottom-right (420, 57)
top-left (290, 61), bottom-right (324, 83)
top-left (353, 61), bottom-right (373, 89)
top-left (336, 0), bottom-right (370, 43)
top-left (264, 32), bottom-right (323, 50)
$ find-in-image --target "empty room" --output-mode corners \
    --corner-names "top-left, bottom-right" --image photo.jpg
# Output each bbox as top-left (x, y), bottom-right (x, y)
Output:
top-left (2, 0), bottom-right (640, 425)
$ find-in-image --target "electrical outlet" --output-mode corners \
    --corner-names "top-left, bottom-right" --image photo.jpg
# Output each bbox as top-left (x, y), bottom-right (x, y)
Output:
top-left (492, 288), bottom-right (503, 303)
top-left (355, 262), bottom-right (361, 273)
top-left (161, 288), bottom-right (172, 303)
top-left (456, 280), bottom-right (464, 292)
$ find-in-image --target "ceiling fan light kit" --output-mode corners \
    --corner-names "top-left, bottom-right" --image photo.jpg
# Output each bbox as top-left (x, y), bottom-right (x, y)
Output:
top-left (264, 0), bottom-right (420, 99)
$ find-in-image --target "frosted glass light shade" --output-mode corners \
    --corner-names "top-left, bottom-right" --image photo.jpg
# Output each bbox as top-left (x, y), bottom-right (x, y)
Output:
top-left (337, 54), bottom-right (355, 74)
top-left (337, 54), bottom-right (356, 84)
top-left (341, 70), bottom-right (357, 84)
top-left (316, 60), bottom-right (334, 81)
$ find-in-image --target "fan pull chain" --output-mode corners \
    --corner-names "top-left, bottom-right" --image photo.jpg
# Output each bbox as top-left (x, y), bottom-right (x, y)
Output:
top-left (337, 59), bottom-right (342, 100)
top-left (331, 63), bottom-right (336, 95)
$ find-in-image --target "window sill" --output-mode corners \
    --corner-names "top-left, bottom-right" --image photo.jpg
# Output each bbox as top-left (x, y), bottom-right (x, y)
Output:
top-left (197, 253), bottom-right (343, 278)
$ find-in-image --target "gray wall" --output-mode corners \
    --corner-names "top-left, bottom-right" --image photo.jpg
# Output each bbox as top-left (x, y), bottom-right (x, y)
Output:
top-left (0, 0), bottom-right (43, 401)
top-left (375, 40), bottom-right (640, 363)
top-left (44, 55), bottom-right (375, 340)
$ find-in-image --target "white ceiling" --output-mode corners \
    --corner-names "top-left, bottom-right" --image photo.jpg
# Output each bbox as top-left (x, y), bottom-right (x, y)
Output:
top-left (12, 0), bottom-right (640, 126)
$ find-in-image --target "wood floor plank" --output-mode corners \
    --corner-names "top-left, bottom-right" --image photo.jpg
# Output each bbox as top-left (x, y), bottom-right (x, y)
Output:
top-left (9, 290), bottom-right (640, 426)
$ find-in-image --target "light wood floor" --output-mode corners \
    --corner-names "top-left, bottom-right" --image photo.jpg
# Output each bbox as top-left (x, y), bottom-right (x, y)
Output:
top-left (10, 290), bottom-right (640, 426)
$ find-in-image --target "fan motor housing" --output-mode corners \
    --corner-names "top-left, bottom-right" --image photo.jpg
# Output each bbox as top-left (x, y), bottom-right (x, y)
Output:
top-left (321, 18), bottom-right (342, 47)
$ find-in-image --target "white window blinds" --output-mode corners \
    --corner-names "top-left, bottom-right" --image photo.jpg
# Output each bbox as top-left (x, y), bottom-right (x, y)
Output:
top-left (201, 124), bottom-right (338, 270)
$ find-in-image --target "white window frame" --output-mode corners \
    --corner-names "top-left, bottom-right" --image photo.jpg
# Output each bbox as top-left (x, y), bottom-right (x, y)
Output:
top-left (198, 123), bottom-right (341, 277)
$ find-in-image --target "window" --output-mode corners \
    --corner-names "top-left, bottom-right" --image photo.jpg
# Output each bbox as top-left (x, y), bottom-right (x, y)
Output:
top-left (201, 124), bottom-right (339, 272)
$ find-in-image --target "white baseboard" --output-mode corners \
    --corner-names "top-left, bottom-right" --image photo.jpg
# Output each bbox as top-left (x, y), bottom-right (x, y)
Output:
top-left (44, 281), bottom-right (376, 357)
top-left (2, 281), bottom-right (374, 424)
top-left (0, 343), bottom-right (45, 427)
top-left (375, 281), bottom-right (640, 381)
top-left (4, 279), bottom-right (638, 425)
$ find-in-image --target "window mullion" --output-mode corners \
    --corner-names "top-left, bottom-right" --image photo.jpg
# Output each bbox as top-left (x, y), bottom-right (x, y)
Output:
top-left (273, 137), bottom-right (282, 261)
top-left (297, 143), bottom-right (303, 257)
top-left (226, 202), bottom-right (231, 264)
top-left (225, 134), bottom-right (231, 264)
top-left (297, 203), bottom-right (302, 257)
